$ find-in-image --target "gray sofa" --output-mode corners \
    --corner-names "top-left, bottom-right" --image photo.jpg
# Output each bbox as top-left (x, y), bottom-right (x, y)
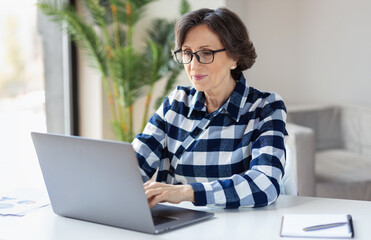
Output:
top-left (287, 104), bottom-right (371, 200)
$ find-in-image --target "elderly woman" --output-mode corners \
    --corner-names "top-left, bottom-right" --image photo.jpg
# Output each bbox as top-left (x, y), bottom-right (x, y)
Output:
top-left (132, 7), bottom-right (288, 208)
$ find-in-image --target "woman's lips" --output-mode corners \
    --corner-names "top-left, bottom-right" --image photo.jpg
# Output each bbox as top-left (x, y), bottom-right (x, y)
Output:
top-left (193, 74), bottom-right (207, 81)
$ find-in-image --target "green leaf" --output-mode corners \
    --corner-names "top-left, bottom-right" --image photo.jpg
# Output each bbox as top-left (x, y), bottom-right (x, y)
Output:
top-left (109, 46), bottom-right (148, 107)
top-left (104, 0), bottom-right (156, 26)
top-left (180, 0), bottom-right (190, 15)
top-left (38, 1), bottom-right (108, 77)
top-left (82, 0), bottom-right (105, 25)
top-left (155, 68), bottom-right (182, 109)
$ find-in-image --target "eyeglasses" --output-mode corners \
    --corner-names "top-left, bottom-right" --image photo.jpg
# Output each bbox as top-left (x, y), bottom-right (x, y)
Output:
top-left (173, 48), bottom-right (226, 64)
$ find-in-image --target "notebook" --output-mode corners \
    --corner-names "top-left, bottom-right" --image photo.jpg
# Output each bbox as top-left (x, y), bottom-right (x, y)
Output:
top-left (280, 214), bottom-right (354, 238)
top-left (31, 132), bottom-right (214, 234)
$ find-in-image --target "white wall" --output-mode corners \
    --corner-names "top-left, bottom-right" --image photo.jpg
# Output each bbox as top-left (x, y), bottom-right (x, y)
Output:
top-left (228, 0), bottom-right (371, 107)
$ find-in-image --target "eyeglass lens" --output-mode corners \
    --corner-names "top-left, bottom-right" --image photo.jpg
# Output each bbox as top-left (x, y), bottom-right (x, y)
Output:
top-left (176, 50), bottom-right (214, 64)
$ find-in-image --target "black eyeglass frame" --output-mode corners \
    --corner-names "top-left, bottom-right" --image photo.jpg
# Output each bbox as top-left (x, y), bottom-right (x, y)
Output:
top-left (173, 48), bottom-right (226, 64)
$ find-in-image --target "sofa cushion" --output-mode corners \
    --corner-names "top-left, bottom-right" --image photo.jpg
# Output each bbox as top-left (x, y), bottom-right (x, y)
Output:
top-left (288, 105), bottom-right (343, 150)
top-left (316, 180), bottom-right (371, 200)
top-left (359, 106), bottom-right (371, 155)
top-left (316, 149), bottom-right (371, 183)
top-left (340, 105), bottom-right (371, 154)
top-left (316, 149), bottom-right (371, 200)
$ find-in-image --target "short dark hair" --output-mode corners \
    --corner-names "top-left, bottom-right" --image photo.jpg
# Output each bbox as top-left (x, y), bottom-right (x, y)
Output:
top-left (174, 7), bottom-right (257, 80)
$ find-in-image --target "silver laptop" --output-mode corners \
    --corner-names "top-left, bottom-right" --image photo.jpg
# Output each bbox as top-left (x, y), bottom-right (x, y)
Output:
top-left (31, 132), bottom-right (214, 234)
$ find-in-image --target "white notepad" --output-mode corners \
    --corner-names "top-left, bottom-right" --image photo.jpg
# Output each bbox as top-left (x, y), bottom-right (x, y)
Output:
top-left (280, 214), bottom-right (354, 238)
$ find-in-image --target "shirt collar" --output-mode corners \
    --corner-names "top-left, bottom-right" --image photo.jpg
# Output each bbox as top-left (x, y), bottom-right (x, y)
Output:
top-left (187, 90), bottom-right (207, 118)
top-left (187, 74), bottom-right (249, 122)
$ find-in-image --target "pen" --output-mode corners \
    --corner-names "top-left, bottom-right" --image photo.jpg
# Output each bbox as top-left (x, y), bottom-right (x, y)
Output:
top-left (303, 222), bottom-right (348, 232)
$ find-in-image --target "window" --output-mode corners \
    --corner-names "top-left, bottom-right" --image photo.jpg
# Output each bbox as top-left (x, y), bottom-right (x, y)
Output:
top-left (0, 1), bottom-right (46, 192)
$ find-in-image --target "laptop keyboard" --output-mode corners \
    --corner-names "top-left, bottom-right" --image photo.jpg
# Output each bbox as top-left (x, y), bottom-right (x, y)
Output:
top-left (152, 216), bottom-right (177, 225)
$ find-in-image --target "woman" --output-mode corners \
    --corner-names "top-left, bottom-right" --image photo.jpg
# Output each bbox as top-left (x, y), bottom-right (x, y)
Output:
top-left (132, 7), bottom-right (288, 208)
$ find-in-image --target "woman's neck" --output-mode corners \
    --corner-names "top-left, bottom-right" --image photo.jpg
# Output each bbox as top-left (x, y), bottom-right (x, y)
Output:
top-left (204, 78), bottom-right (236, 113)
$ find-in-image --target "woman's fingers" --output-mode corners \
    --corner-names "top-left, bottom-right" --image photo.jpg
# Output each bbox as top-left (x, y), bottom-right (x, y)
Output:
top-left (144, 183), bottom-right (163, 200)
top-left (143, 180), bottom-right (154, 188)
top-left (148, 192), bottom-right (166, 208)
top-left (144, 182), bottom-right (169, 208)
top-left (143, 182), bottom-right (195, 208)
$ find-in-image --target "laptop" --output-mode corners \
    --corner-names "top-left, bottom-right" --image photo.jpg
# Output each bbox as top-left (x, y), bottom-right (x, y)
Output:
top-left (31, 132), bottom-right (214, 234)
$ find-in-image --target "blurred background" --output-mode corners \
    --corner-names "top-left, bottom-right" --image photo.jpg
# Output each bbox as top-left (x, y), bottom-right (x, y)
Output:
top-left (1, 0), bottom-right (370, 193)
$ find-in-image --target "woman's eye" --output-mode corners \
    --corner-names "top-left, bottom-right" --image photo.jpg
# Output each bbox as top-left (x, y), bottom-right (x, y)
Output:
top-left (199, 51), bottom-right (212, 57)
top-left (183, 51), bottom-right (192, 56)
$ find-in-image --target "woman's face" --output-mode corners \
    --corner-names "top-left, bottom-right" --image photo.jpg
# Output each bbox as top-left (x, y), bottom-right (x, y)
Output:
top-left (182, 24), bottom-right (236, 95)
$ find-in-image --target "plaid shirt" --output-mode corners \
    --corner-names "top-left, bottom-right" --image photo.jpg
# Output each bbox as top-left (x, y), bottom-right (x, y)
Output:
top-left (132, 74), bottom-right (288, 208)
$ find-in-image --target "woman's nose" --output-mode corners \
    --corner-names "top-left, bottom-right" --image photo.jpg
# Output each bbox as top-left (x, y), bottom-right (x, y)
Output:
top-left (190, 54), bottom-right (201, 69)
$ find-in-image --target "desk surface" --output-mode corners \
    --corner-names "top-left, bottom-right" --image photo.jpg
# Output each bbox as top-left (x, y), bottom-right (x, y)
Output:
top-left (1, 195), bottom-right (370, 240)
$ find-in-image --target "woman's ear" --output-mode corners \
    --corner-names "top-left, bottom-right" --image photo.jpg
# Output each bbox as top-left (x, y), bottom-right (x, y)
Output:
top-left (230, 59), bottom-right (238, 70)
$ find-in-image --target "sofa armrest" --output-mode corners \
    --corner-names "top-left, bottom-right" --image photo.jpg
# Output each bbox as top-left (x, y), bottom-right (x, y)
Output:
top-left (286, 123), bottom-right (316, 196)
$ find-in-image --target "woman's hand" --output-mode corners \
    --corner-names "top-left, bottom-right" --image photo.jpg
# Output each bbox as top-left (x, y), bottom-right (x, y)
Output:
top-left (143, 181), bottom-right (195, 208)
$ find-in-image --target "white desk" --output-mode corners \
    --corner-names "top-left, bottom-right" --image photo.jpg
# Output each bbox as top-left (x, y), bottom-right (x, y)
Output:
top-left (1, 195), bottom-right (370, 240)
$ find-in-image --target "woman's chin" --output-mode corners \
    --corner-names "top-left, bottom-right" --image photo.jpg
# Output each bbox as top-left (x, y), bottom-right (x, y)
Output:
top-left (192, 84), bottom-right (207, 92)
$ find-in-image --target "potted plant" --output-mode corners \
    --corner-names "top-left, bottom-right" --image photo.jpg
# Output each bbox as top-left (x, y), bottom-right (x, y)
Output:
top-left (38, 0), bottom-right (190, 141)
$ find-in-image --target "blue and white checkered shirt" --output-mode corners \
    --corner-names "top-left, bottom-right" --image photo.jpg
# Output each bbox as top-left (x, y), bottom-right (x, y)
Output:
top-left (132, 74), bottom-right (288, 208)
